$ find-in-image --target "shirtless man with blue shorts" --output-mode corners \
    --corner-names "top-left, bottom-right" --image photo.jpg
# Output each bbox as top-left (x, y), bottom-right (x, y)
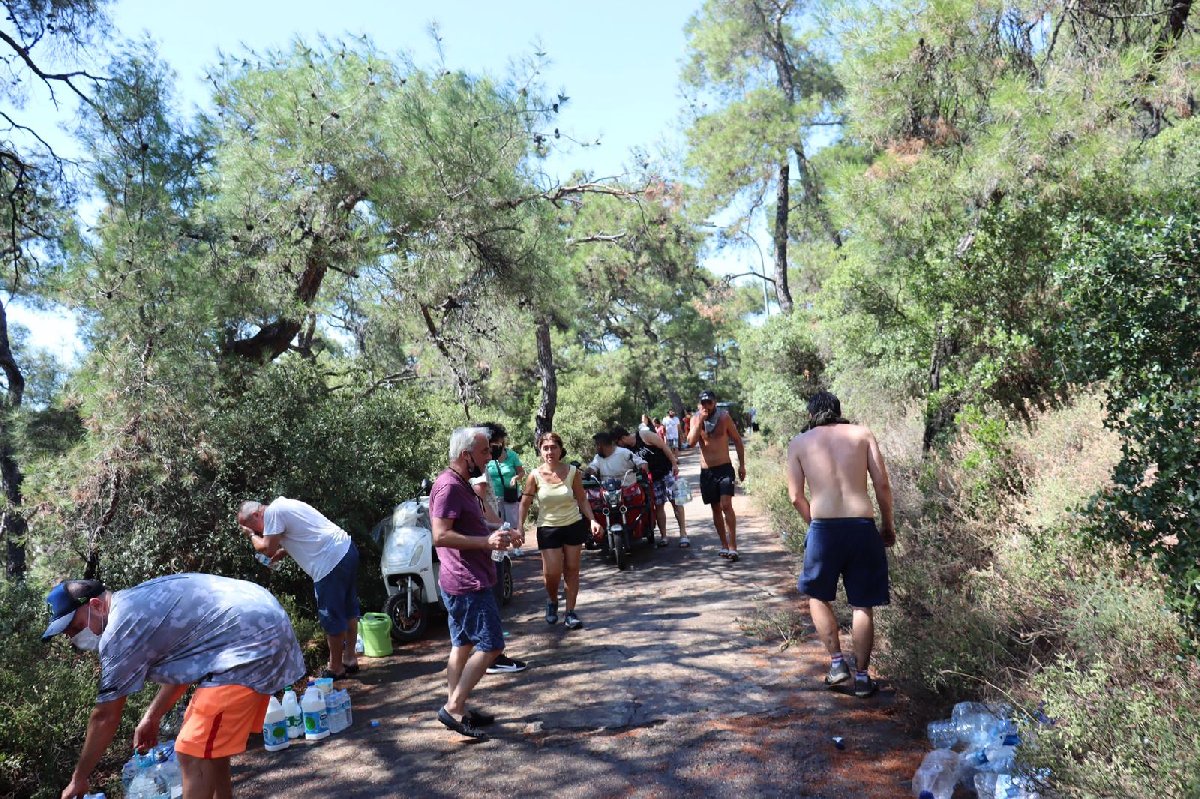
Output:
top-left (786, 390), bottom-right (895, 697)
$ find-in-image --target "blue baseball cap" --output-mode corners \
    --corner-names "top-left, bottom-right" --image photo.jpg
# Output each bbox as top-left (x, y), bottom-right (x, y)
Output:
top-left (42, 579), bottom-right (105, 641)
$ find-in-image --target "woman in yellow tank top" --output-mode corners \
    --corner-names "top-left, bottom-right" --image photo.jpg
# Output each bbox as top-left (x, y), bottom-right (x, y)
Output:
top-left (519, 432), bottom-right (602, 630)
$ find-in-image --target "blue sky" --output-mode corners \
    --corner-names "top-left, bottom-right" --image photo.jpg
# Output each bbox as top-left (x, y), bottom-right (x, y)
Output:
top-left (9, 0), bottom-right (776, 358)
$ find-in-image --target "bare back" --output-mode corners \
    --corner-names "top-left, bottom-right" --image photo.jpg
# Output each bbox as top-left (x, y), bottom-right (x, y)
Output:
top-left (788, 424), bottom-right (884, 520)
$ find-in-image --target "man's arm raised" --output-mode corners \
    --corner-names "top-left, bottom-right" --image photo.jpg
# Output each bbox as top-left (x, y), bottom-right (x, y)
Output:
top-left (865, 430), bottom-right (895, 546)
top-left (786, 437), bottom-right (811, 524)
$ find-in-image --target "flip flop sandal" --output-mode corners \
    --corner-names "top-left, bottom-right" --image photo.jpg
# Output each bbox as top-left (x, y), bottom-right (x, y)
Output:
top-left (656, 538), bottom-right (669, 548)
top-left (679, 538), bottom-right (691, 548)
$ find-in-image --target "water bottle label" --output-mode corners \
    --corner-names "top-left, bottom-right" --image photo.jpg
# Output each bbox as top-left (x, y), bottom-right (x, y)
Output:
top-left (303, 710), bottom-right (320, 733)
top-left (263, 720), bottom-right (288, 747)
top-left (318, 709), bottom-right (329, 733)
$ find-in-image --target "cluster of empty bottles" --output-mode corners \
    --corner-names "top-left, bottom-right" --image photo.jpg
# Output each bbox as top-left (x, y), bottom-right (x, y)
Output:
top-left (913, 702), bottom-right (1050, 799)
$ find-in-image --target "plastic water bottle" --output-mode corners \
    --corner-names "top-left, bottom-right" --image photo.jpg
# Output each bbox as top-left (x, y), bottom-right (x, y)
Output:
top-left (122, 752), bottom-right (158, 793)
top-left (127, 757), bottom-right (169, 799)
top-left (153, 747), bottom-right (183, 799)
top-left (926, 718), bottom-right (957, 749)
top-left (325, 689), bottom-right (347, 734)
top-left (301, 682), bottom-right (329, 741)
top-left (355, 633), bottom-right (365, 654)
top-left (262, 695), bottom-right (290, 751)
top-left (492, 522), bottom-right (511, 562)
top-left (282, 688), bottom-right (303, 740)
top-left (254, 552), bottom-right (281, 571)
top-left (912, 749), bottom-right (960, 799)
top-left (341, 688), bottom-right (353, 728)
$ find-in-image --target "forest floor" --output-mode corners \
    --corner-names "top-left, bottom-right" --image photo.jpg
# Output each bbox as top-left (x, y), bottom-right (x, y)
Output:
top-left (232, 445), bottom-right (929, 798)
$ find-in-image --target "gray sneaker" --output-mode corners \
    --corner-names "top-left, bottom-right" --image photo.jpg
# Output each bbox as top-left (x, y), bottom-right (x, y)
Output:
top-left (824, 660), bottom-right (851, 686)
top-left (563, 611), bottom-right (583, 630)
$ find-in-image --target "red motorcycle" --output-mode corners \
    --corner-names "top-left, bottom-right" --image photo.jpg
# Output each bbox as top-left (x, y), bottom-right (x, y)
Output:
top-left (582, 469), bottom-right (657, 570)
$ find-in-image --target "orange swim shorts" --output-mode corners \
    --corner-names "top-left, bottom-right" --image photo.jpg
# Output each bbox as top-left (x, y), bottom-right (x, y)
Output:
top-left (174, 685), bottom-right (272, 759)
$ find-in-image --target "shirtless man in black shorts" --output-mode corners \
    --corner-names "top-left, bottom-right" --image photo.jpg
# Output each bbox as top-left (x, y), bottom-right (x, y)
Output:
top-left (687, 390), bottom-right (746, 561)
top-left (786, 390), bottom-right (895, 697)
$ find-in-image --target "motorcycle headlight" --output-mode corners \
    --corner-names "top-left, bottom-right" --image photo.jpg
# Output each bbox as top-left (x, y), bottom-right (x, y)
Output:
top-left (408, 543), bottom-right (424, 569)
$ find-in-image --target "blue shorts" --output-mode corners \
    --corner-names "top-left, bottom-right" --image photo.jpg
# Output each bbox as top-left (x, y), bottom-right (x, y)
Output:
top-left (440, 587), bottom-right (504, 653)
top-left (798, 518), bottom-right (890, 607)
top-left (313, 542), bottom-right (361, 635)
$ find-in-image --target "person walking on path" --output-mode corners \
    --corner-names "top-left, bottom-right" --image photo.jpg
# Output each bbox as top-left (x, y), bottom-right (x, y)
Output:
top-left (786, 390), bottom-right (895, 698)
top-left (44, 574), bottom-right (305, 799)
top-left (663, 410), bottom-right (681, 452)
top-left (613, 425), bottom-right (689, 548)
top-left (686, 390), bottom-right (746, 561)
top-left (237, 496), bottom-right (360, 680)
top-left (431, 426), bottom-right (525, 739)
top-left (482, 422), bottom-right (526, 530)
top-left (519, 431), bottom-right (603, 630)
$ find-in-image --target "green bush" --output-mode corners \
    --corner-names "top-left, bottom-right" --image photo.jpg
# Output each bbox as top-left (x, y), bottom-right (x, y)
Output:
top-left (0, 580), bottom-right (152, 799)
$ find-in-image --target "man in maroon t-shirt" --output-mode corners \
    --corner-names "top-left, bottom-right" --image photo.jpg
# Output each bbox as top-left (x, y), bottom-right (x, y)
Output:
top-left (430, 426), bottom-right (526, 740)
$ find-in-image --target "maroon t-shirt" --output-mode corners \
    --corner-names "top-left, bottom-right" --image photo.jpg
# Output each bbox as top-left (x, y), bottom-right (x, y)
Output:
top-left (430, 468), bottom-right (496, 594)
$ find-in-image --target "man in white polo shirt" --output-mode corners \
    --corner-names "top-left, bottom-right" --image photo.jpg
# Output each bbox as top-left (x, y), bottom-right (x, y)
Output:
top-left (238, 497), bottom-right (360, 680)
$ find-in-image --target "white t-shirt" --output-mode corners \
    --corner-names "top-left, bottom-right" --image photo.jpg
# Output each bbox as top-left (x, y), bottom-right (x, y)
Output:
top-left (263, 497), bottom-right (352, 582)
top-left (663, 416), bottom-right (681, 438)
top-left (589, 446), bottom-right (647, 479)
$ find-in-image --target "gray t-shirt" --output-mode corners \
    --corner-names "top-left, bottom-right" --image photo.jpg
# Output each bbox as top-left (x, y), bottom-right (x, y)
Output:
top-left (96, 574), bottom-right (306, 703)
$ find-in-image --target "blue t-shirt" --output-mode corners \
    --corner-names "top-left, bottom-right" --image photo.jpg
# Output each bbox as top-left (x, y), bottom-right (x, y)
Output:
top-left (96, 574), bottom-right (305, 703)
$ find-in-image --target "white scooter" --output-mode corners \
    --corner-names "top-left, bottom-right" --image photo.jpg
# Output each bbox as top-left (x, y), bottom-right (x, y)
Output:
top-left (372, 489), bottom-right (514, 643)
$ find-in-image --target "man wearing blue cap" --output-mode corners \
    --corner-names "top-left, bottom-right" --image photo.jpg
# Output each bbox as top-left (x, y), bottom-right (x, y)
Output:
top-left (43, 574), bottom-right (305, 799)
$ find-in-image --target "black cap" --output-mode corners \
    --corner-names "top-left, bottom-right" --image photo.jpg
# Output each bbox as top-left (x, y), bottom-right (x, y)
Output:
top-left (699, 390), bottom-right (716, 402)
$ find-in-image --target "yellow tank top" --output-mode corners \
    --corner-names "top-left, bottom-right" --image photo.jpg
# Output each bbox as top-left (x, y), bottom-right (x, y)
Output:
top-left (533, 465), bottom-right (582, 527)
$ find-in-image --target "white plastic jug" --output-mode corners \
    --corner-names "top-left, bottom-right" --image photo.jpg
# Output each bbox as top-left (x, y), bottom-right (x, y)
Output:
top-left (262, 696), bottom-right (290, 751)
top-left (282, 688), bottom-right (303, 740)
top-left (301, 683), bottom-right (329, 741)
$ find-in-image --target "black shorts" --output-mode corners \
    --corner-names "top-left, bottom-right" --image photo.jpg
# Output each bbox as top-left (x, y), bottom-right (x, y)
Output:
top-left (537, 516), bottom-right (590, 549)
top-left (699, 463), bottom-right (736, 505)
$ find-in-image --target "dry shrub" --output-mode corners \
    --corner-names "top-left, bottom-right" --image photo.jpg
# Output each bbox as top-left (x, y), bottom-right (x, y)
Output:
top-left (876, 392), bottom-right (1200, 796)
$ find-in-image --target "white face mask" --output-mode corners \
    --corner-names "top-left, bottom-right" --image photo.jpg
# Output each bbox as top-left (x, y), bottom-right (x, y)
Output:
top-left (70, 607), bottom-right (101, 652)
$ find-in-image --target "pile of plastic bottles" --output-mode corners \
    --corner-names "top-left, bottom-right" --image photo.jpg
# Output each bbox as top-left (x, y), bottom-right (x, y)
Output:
top-left (913, 702), bottom-right (1048, 799)
top-left (262, 681), bottom-right (353, 750)
top-left (121, 742), bottom-right (183, 799)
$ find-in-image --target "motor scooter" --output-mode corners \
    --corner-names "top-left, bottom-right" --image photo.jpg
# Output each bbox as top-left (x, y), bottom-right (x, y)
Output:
top-left (372, 486), bottom-right (513, 643)
top-left (582, 469), bottom-right (657, 570)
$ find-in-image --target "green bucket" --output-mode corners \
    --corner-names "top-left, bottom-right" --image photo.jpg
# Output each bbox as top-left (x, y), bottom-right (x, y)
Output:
top-left (359, 612), bottom-right (393, 657)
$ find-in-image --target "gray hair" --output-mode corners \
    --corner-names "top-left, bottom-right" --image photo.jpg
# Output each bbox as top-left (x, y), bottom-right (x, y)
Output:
top-left (237, 500), bottom-right (264, 524)
top-left (449, 426), bottom-right (490, 461)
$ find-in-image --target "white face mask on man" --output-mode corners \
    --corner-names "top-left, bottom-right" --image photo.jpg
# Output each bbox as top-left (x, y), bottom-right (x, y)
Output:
top-left (70, 606), bottom-right (101, 652)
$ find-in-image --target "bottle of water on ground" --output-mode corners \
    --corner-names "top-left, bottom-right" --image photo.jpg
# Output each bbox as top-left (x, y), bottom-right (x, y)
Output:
top-left (153, 745), bottom-right (183, 799)
top-left (301, 681), bottom-right (329, 741)
top-left (262, 695), bottom-right (290, 751)
top-left (127, 755), bottom-right (169, 799)
top-left (912, 749), bottom-right (960, 799)
top-left (282, 687), bottom-right (303, 740)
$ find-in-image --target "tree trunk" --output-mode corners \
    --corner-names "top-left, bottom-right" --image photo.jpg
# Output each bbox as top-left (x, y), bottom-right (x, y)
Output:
top-left (773, 160), bottom-right (794, 314)
top-left (793, 145), bottom-right (842, 248)
top-left (0, 298), bottom-right (26, 579)
top-left (659, 372), bottom-right (685, 417)
top-left (534, 316), bottom-right (557, 443)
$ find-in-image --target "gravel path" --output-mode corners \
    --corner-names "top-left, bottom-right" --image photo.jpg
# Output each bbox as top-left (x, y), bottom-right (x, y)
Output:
top-left (232, 447), bottom-right (927, 798)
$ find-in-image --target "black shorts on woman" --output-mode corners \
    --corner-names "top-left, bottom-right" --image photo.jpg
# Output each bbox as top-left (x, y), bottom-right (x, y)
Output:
top-left (538, 516), bottom-right (590, 549)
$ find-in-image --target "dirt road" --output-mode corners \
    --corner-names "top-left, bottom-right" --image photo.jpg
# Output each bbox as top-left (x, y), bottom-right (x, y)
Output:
top-left (233, 448), bottom-right (927, 798)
